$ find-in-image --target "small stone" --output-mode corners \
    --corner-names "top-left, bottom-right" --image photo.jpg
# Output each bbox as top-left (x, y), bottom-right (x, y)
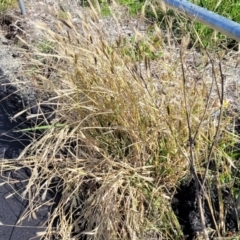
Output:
top-left (1, 36), bottom-right (8, 45)
top-left (12, 53), bottom-right (19, 58)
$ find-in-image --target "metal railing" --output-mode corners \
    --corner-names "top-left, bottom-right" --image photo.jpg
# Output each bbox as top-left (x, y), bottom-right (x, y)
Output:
top-left (162, 0), bottom-right (240, 41)
top-left (18, 0), bottom-right (26, 15)
top-left (16, 0), bottom-right (240, 41)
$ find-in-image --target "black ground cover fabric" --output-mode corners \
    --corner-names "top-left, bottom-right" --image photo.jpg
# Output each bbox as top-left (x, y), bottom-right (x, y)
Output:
top-left (0, 68), bottom-right (53, 240)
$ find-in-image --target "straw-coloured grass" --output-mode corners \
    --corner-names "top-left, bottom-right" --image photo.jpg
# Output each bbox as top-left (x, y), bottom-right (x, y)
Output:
top-left (2, 3), bottom-right (238, 240)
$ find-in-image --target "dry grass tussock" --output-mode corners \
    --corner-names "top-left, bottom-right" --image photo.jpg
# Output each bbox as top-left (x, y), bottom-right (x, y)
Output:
top-left (1, 3), bottom-right (239, 240)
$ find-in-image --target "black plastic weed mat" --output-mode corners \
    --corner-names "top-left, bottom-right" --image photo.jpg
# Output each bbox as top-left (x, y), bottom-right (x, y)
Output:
top-left (0, 69), bottom-right (48, 240)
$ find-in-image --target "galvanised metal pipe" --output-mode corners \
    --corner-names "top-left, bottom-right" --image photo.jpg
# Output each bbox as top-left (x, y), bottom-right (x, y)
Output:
top-left (18, 0), bottom-right (26, 15)
top-left (162, 0), bottom-right (240, 41)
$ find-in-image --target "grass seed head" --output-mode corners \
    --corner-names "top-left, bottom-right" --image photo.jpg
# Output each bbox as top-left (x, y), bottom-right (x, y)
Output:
top-left (5, 2), bottom-right (238, 239)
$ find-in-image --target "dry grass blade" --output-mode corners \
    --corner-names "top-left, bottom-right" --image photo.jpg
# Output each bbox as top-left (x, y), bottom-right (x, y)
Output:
top-left (1, 2), bottom-right (238, 240)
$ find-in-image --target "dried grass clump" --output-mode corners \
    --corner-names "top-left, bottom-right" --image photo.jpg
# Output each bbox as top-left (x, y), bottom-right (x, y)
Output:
top-left (6, 4), bottom-right (236, 240)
